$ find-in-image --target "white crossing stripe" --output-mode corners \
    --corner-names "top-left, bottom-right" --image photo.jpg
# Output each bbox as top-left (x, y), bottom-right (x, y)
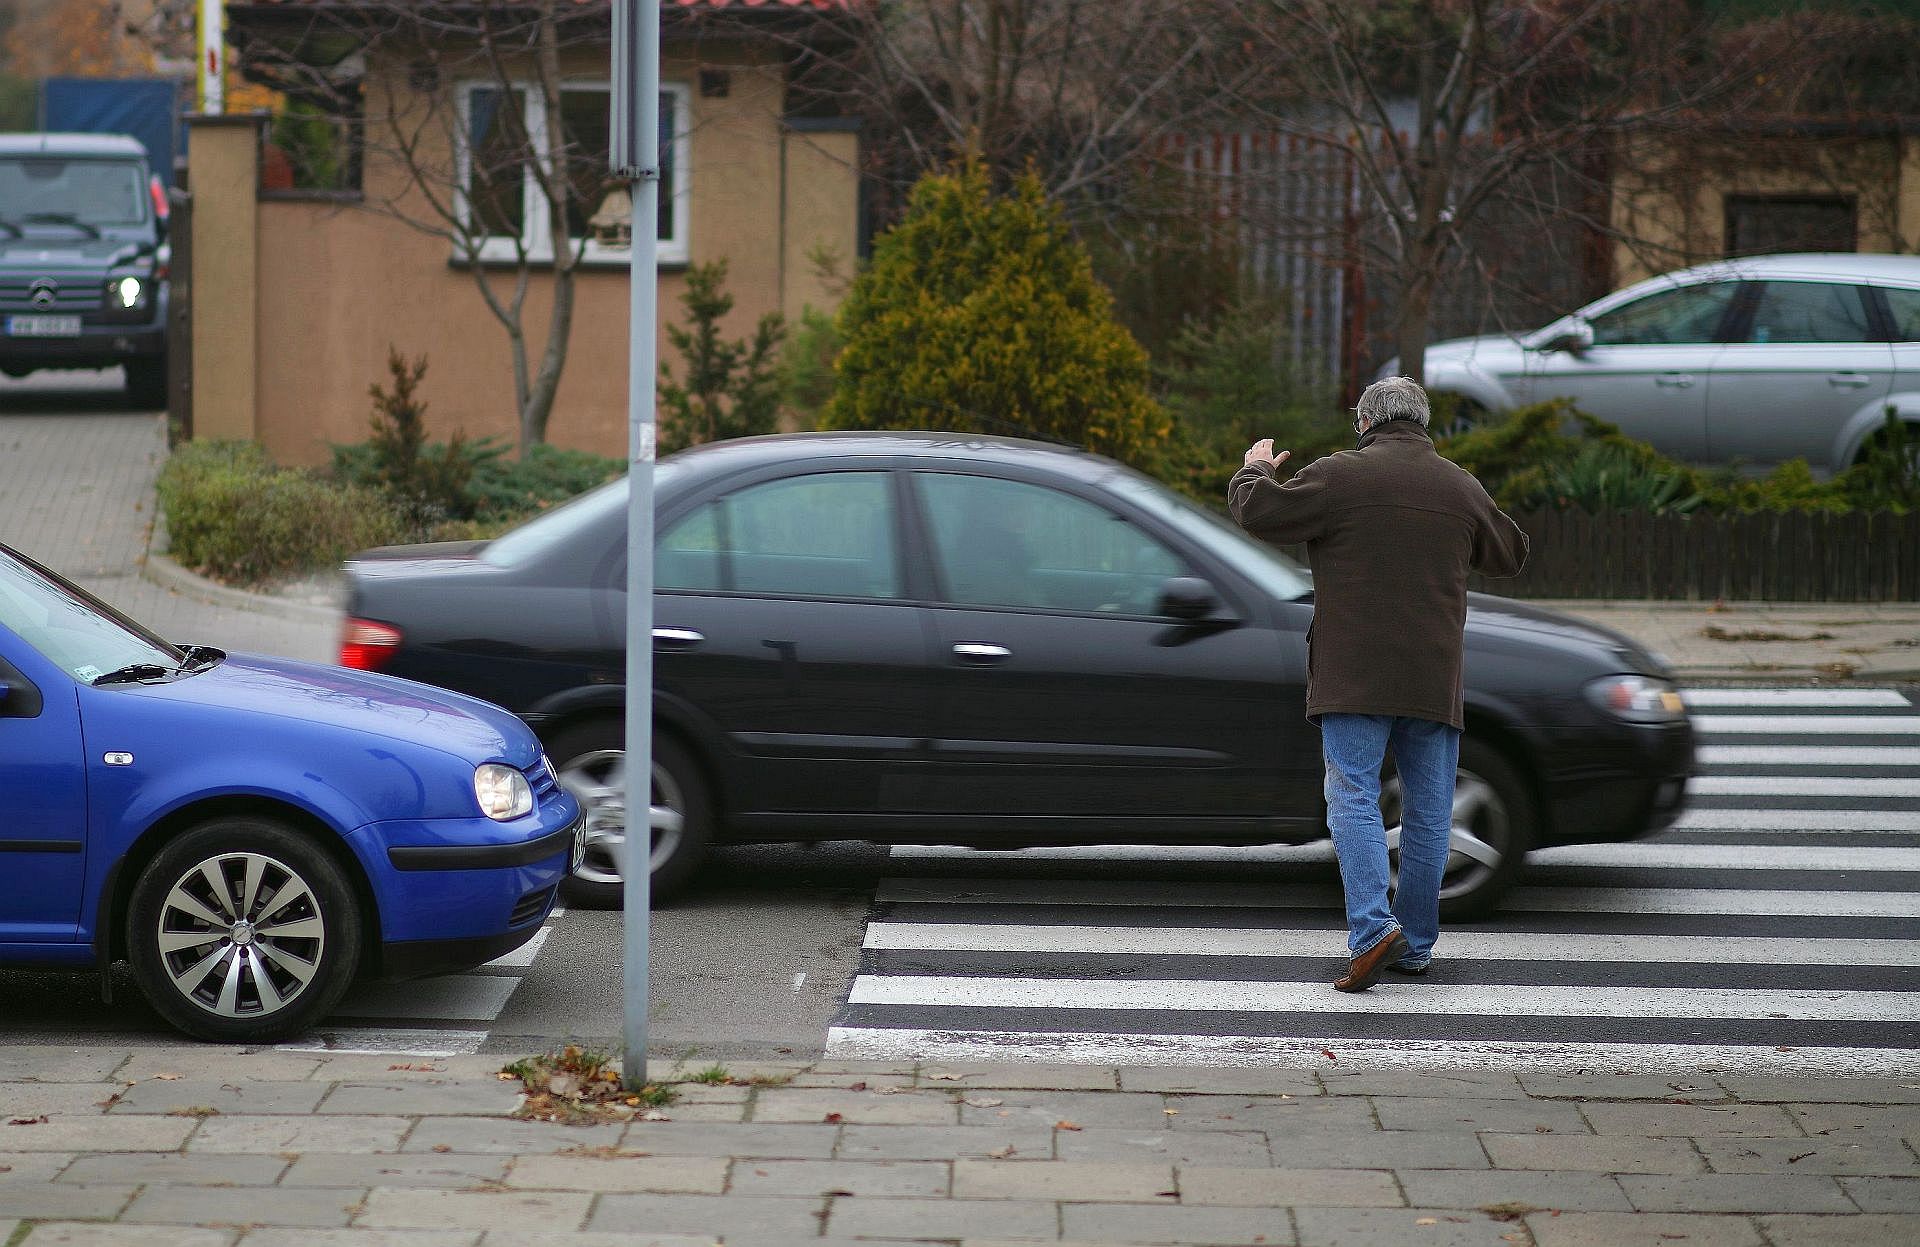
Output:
top-left (277, 1028), bottom-right (489, 1057)
top-left (848, 976), bottom-right (1920, 1023)
top-left (1699, 745), bottom-right (1920, 767)
top-left (1681, 688), bottom-right (1911, 707)
top-left (1691, 715), bottom-right (1920, 735)
top-left (1673, 808), bottom-right (1920, 831)
top-left (862, 922), bottom-right (1920, 966)
top-left (1507, 886), bottom-right (1920, 917)
top-left (1689, 775), bottom-right (1920, 797)
top-left (825, 1028), bottom-right (1920, 1077)
top-left (1530, 843), bottom-right (1920, 871)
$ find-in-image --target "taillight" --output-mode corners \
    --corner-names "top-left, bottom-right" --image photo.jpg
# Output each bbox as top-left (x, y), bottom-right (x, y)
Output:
top-left (340, 617), bottom-right (402, 670)
top-left (149, 175), bottom-right (169, 221)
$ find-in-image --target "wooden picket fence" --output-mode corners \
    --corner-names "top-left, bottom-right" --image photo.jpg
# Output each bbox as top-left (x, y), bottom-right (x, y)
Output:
top-left (1273, 508), bottom-right (1920, 600)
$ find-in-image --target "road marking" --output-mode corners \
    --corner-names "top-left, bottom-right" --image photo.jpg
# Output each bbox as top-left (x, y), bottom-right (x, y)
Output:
top-left (1673, 808), bottom-right (1920, 831)
top-left (483, 927), bottom-right (550, 970)
top-left (1690, 776), bottom-right (1920, 797)
top-left (1681, 689), bottom-right (1911, 707)
top-left (1691, 715), bottom-right (1920, 735)
top-left (824, 1028), bottom-right (1920, 1076)
top-left (847, 976), bottom-right (1920, 1023)
top-left (1699, 745), bottom-right (1920, 767)
top-left (793, 973), bottom-right (808, 993)
top-left (1531, 843), bottom-right (1920, 871)
top-left (1507, 886), bottom-right (1920, 917)
top-left (277, 1028), bottom-right (489, 1057)
top-left (861, 922), bottom-right (1920, 965)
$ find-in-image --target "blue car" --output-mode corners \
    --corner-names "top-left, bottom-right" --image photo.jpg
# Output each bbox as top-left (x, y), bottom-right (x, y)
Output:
top-left (0, 543), bottom-right (582, 1042)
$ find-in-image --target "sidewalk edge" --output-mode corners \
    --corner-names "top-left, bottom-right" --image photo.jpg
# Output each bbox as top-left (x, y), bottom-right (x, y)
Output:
top-left (142, 552), bottom-right (341, 627)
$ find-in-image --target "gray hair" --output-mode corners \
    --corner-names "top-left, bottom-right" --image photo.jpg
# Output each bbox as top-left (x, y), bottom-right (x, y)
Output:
top-left (1355, 376), bottom-right (1431, 432)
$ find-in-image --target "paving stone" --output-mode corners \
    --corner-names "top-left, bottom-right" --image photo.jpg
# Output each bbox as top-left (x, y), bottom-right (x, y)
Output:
top-left (1720, 1077), bottom-right (1920, 1105)
top-left (17, 1225), bottom-right (238, 1247)
top-left (587, 1193), bottom-right (827, 1239)
top-left (4, 1084), bottom-right (120, 1116)
top-left (112, 1079), bottom-right (329, 1115)
top-left (837, 1124), bottom-right (1054, 1162)
top-left (1517, 1073), bottom-right (1730, 1101)
top-left (0, 1048), bottom-right (131, 1082)
top-left (1164, 1094), bottom-right (1374, 1133)
top-left (1320, 1070), bottom-right (1527, 1100)
top-left (317, 1082), bottom-right (520, 1116)
top-left (0, 1151), bottom-right (76, 1181)
top-left (1581, 1102), bottom-right (1799, 1137)
top-left (1, 1116), bottom-right (195, 1152)
top-left (1394, 1168), bottom-right (1632, 1211)
top-left (1373, 1096), bottom-right (1590, 1135)
top-left (1618, 1172), bottom-right (1855, 1213)
top-left (503, 1154), bottom-right (726, 1194)
top-left (401, 1117), bottom-right (622, 1155)
top-left (118, 1051), bottom-right (323, 1083)
top-left (1272, 1129), bottom-right (1490, 1170)
top-left (647, 1061), bottom-right (805, 1086)
top-left (1759, 1213), bottom-right (1920, 1246)
top-left (1295, 1206), bottom-right (1524, 1246)
top-left (730, 1158), bottom-right (950, 1198)
top-left (825, 1195), bottom-right (1056, 1242)
top-left (355, 1188), bottom-right (593, 1231)
top-left (1177, 1165), bottom-right (1402, 1208)
top-left (1064, 1200), bottom-right (1295, 1244)
top-left (959, 1090), bottom-right (1172, 1130)
top-left (1698, 1135), bottom-right (1919, 1175)
top-left (307, 1056), bottom-right (510, 1083)
top-left (752, 1087), bottom-right (956, 1126)
top-left (954, 1159), bottom-right (1172, 1202)
top-left (1058, 1128), bottom-right (1272, 1167)
top-left (241, 1231), bottom-right (480, 1247)
top-left (618, 1122), bottom-right (838, 1159)
top-left (1480, 1132), bottom-right (1706, 1174)
top-left (650, 1101), bottom-right (747, 1123)
top-left (481, 1234), bottom-right (717, 1247)
top-left (0, 1183), bottom-right (136, 1219)
top-left (58, 1152), bottom-right (289, 1186)
top-left (921, 1063), bottom-right (1120, 1091)
top-left (282, 1154), bottom-right (511, 1190)
top-left (1119, 1068), bottom-right (1321, 1096)
top-left (124, 1182), bottom-right (365, 1228)
top-left (189, 1115), bottom-right (409, 1154)
top-left (786, 1071), bottom-right (918, 1091)
top-left (1525, 1210), bottom-right (1766, 1247)
top-left (1839, 1175), bottom-right (1920, 1212)
top-left (1789, 1103), bottom-right (1920, 1139)
top-left (656, 1083), bottom-right (752, 1105)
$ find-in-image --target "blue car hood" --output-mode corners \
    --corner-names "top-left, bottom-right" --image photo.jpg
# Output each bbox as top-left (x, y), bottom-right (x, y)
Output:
top-left (127, 653), bottom-right (540, 769)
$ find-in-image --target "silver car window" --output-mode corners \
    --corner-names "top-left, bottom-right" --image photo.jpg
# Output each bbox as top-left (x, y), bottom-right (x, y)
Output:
top-left (1878, 287), bottom-right (1920, 342)
top-left (1588, 282), bottom-right (1737, 346)
top-left (1744, 282), bottom-right (1874, 345)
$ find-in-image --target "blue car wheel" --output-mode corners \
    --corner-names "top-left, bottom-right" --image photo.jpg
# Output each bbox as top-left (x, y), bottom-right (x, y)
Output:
top-left (127, 818), bottom-right (365, 1042)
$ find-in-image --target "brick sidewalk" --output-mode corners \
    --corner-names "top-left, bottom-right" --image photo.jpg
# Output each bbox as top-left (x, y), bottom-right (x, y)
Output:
top-left (0, 1048), bottom-right (1914, 1245)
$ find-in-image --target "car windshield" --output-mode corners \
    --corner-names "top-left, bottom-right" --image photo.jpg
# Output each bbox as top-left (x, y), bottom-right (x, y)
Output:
top-left (1104, 470), bottom-right (1313, 600)
top-left (0, 157), bottom-right (148, 226)
top-left (481, 463), bottom-right (686, 568)
top-left (0, 547), bottom-right (183, 681)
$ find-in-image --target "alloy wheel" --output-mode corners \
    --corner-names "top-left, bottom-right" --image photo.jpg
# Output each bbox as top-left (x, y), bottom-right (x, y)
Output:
top-left (556, 748), bottom-right (686, 885)
top-left (154, 851), bottom-right (325, 1019)
top-left (1380, 766), bottom-right (1511, 903)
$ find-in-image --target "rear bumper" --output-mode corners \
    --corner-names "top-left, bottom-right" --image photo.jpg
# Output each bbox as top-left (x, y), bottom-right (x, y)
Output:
top-left (1537, 717), bottom-right (1695, 846)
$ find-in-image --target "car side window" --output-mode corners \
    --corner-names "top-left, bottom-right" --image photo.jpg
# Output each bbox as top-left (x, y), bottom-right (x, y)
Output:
top-left (657, 472), bottom-right (900, 599)
top-left (1587, 282), bottom-right (1738, 346)
top-left (917, 472), bottom-right (1185, 614)
top-left (1744, 282), bottom-right (1874, 344)
top-left (1877, 287), bottom-right (1920, 342)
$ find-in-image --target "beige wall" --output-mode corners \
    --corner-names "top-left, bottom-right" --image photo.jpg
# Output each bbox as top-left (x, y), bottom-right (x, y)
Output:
top-left (186, 117), bottom-right (261, 441)
top-left (1612, 132), bottom-right (1914, 286)
top-left (210, 40), bottom-right (859, 466)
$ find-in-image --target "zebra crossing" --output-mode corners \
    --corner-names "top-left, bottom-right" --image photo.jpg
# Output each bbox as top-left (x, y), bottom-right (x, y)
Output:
top-left (826, 685), bottom-right (1920, 1075)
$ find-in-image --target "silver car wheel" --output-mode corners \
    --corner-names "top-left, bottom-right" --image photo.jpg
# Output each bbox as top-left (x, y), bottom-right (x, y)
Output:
top-left (556, 748), bottom-right (685, 886)
top-left (155, 851), bottom-right (324, 1019)
top-left (1381, 767), bottom-right (1511, 903)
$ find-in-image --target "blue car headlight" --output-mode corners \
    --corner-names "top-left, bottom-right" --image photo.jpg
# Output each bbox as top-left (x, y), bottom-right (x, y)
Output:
top-left (474, 763), bottom-right (534, 820)
top-left (1585, 674), bottom-right (1687, 723)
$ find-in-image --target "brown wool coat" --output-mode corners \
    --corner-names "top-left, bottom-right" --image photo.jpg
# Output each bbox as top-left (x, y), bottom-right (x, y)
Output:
top-left (1228, 420), bottom-right (1529, 730)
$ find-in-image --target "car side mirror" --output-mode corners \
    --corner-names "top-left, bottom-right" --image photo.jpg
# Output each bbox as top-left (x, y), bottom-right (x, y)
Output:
top-left (1157, 576), bottom-right (1220, 622)
top-left (1542, 320), bottom-right (1593, 355)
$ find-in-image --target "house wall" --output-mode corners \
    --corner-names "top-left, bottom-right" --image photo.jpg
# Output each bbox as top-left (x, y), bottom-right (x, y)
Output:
top-left (194, 38), bottom-right (858, 466)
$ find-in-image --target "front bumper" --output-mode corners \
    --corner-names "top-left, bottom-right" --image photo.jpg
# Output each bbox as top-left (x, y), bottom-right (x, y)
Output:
top-left (0, 320), bottom-right (165, 369)
top-left (1537, 716), bottom-right (1695, 846)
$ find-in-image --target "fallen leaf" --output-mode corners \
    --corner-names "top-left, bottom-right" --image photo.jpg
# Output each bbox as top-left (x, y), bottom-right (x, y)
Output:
top-left (432, 1145), bottom-right (452, 1153)
top-left (963, 1097), bottom-right (1003, 1108)
top-left (547, 1074), bottom-right (580, 1098)
top-left (825, 1188), bottom-right (855, 1197)
top-left (986, 1145), bottom-right (1016, 1159)
top-left (1321, 1049), bottom-right (1338, 1062)
top-left (1416, 1217), bottom-right (1438, 1226)
top-left (390, 1063), bottom-right (441, 1073)
top-left (497, 1072), bottom-right (516, 1081)
top-left (152, 1073), bottom-right (183, 1081)
top-left (823, 1112), bottom-right (844, 1124)
top-left (1787, 1151), bottom-right (1816, 1164)
top-left (1055, 1120), bottom-right (1083, 1131)
top-left (6, 1116), bottom-right (47, 1126)
top-left (1162, 1108), bottom-right (1179, 1116)
top-left (847, 1081), bottom-right (868, 1091)
top-left (925, 1071), bottom-right (963, 1081)
top-left (639, 1110), bottom-right (671, 1122)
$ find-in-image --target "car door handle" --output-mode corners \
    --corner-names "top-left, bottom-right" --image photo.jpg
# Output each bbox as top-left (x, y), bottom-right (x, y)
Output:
top-left (1654, 372), bottom-right (1694, 389)
top-left (953, 642), bottom-right (1012, 665)
top-left (1828, 372), bottom-right (1873, 389)
top-left (652, 628), bottom-right (704, 649)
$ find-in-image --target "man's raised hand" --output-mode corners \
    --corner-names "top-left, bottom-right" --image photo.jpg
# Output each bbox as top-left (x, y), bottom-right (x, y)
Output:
top-left (1244, 439), bottom-right (1292, 470)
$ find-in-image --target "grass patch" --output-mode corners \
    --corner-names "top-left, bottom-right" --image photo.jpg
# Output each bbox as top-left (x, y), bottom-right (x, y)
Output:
top-left (501, 1044), bottom-right (677, 1124)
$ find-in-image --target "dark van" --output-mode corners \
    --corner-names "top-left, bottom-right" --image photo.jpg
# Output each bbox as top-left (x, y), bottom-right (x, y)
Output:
top-left (0, 133), bottom-right (169, 407)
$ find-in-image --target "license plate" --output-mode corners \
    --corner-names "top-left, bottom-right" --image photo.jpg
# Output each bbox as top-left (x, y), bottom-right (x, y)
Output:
top-left (6, 315), bottom-right (82, 337)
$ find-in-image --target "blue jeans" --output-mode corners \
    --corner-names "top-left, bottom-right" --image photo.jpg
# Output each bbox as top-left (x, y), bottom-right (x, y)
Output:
top-left (1320, 714), bottom-right (1462, 965)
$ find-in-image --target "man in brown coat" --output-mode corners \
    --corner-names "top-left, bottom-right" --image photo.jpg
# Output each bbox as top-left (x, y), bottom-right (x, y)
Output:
top-left (1229, 376), bottom-right (1529, 992)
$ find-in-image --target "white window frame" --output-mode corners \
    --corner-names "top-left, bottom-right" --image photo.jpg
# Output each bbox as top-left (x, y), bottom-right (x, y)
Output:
top-left (455, 78), bottom-right (691, 266)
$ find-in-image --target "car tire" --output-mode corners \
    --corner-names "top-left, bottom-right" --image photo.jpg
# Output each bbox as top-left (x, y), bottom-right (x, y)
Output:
top-left (125, 818), bottom-right (363, 1043)
top-left (125, 358), bottom-right (167, 410)
top-left (1381, 736), bottom-right (1535, 921)
top-left (551, 721), bottom-right (711, 909)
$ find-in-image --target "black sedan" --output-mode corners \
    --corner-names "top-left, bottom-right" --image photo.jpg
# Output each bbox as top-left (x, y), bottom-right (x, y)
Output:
top-left (340, 432), bottom-right (1695, 917)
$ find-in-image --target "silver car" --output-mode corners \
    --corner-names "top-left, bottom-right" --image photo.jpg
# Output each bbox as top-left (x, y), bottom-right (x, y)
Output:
top-left (1411, 253), bottom-right (1920, 472)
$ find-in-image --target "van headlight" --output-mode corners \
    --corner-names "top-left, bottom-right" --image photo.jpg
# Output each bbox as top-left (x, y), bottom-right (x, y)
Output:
top-left (474, 763), bottom-right (534, 820)
top-left (1585, 675), bottom-right (1687, 723)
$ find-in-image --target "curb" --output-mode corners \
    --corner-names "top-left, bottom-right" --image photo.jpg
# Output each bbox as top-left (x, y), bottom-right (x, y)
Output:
top-left (141, 552), bottom-right (342, 627)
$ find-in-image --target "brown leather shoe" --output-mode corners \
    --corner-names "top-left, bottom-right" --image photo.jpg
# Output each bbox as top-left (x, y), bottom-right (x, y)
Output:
top-left (1334, 930), bottom-right (1409, 994)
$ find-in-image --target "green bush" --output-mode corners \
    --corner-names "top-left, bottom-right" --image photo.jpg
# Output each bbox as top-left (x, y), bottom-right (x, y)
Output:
top-left (159, 441), bottom-right (408, 584)
top-left (659, 260), bottom-right (785, 454)
top-left (464, 443), bottom-right (624, 521)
